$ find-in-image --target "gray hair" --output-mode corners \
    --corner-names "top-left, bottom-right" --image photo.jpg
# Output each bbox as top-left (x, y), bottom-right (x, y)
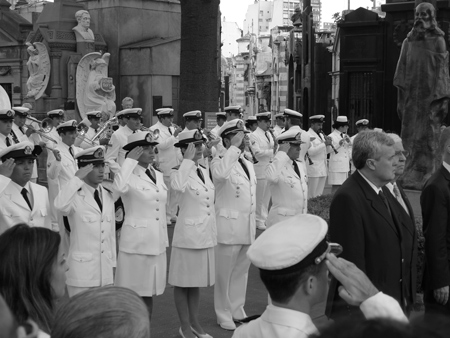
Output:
top-left (439, 126), bottom-right (450, 154)
top-left (386, 133), bottom-right (402, 144)
top-left (75, 10), bottom-right (89, 21)
top-left (122, 97), bottom-right (133, 105)
top-left (353, 130), bottom-right (395, 170)
top-left (52, 286), bottom-right (150, 338)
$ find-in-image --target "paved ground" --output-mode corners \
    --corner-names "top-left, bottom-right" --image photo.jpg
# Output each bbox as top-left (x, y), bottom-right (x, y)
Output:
top-left (151, 185), bottom-right (424, 338)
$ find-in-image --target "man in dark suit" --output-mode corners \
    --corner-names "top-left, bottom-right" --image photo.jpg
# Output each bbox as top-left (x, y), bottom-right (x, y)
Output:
top-left (327, 130), bottom-right (404, 319)
top-left (420, 127), bottom-right (450, 317)
top-left (383, 133), bottom-right (417, 315)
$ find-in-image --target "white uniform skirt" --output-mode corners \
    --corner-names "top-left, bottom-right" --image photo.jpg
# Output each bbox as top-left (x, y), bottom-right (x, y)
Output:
top-left (168, 247), bottom-right (215, 287)
top-left (328, 171), bottom-right (348, 185)
top-left (115, 251), bottom-right (167, 297)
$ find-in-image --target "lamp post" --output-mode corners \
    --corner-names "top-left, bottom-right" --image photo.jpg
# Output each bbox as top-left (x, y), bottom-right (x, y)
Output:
top-left (247, 33), bottom-right (257, 116)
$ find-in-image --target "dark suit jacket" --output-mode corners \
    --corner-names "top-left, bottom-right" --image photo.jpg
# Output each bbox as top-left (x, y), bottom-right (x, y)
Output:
top-left (327, 171), bottom-right (404, 318)
top-left (383, 183), bottom-right (418, 307)
top-left (421, 165), bottom-right (450, 291)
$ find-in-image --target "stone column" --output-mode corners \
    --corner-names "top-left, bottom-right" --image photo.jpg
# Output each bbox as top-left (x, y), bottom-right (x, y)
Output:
top-left (49, 51), bottom-right (63, 102)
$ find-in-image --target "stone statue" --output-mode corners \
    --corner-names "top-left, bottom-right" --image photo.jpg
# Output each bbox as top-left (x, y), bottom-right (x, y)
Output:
top-left (72, 9), bottom-right (95, 42)
top-left (76, 52), bottom-right (116, 120)
top-left (25, 42), bottom-right (50, 100)
top-left (393, 1), bottom-right (450, 189)
top-left (0, 85), bottom-right (11, 109)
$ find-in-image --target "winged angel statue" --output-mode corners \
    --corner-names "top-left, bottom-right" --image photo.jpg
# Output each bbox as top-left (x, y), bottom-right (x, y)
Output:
top-left (0, 85), bottom-right (11, 109)
top-left (76, 52), bottom-right (116, 120)
top-left (25, 42), bottom-right (50, 100)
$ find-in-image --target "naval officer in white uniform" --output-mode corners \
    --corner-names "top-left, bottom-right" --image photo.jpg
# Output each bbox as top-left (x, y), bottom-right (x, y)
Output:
top-left (0, 141), bottom-right (50, 234)
top-left (265, 129), bottom-right (308, 228)
top-left (210, 119), bottom-right (256, 331)
top-left (328, 116), bottom-right (352, 193)
top-left (169, 129), bottom-right (217, 338)
top-left (54, 146), bottom-right (117, 297)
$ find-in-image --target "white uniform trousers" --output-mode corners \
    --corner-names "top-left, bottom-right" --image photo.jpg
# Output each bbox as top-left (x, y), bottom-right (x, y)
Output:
top-left (308, 177), bottom-right (327, 199)
top-left (214, 243), bottom-right (251, 324)
top-left (255, 178), bottom-right (270, 227)
top-left (163, 175), bottom-right (177, 223)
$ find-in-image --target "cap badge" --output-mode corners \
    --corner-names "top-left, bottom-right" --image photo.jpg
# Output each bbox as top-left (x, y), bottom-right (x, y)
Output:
top-left (146, 133), bottom-right (154, 143)
top-left (95, 113), bottom-right (102, 118)
top-left (236, 120), bottom-right (245, 130)
top-left (295, 133), bottom-right (302, 141)
top-left (6, 110), bottom-right (13, 117)
top-left (93, 148), bottom-right (104, 159)
top-left (71, 121), bottom-right (77, 127)
top-left (24, 146), bottom-right (32, 155)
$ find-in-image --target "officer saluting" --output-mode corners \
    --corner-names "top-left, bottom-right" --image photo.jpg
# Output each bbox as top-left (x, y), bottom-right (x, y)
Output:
top-left (0, 141), bottom-right (50, 234)
top-left (265, 129), bottom-right (308, 228)
top-left (54, 146), bottom-right (117, 297)
top-left (210, 119), bottom-right (256, 331)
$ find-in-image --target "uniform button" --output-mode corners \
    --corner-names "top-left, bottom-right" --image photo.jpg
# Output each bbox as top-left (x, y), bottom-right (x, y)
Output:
top-left (205, 189), bottom-right (208, 192)
top-left (196, 192), bottom-right (200, 195)
top-left (156, 218), bottom-right (159, 221)
top-left (102, 240), bottom-right (104, 243)
top-left (157, 190), bottom-right (159, 193)
top-left (399, 279), bottom-right (402, 282)
top-left (156, 208), bottom-right (159, 211)
top-left (156, 199), bottom-right (159, 202)
top-left (30, 218), bottom-right (33, 221)
top-left (101, 250), bottom-right (104, 253)
top-left (237, 187), bottom-right (240, 189)
top-left (206, 204), bottom-right (210, 207)
top-left (207, 197), bottom-right (210, 200)
top-left (207, 213), bottom-right (211, 216)
top-left (102, 230), bottom-right (105, 233)
top-left (236, 195), bottom-right (239, 198)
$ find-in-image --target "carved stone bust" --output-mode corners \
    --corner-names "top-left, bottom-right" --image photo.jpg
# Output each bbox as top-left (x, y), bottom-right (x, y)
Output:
top-left (72, 10), bottom-right (95, 42)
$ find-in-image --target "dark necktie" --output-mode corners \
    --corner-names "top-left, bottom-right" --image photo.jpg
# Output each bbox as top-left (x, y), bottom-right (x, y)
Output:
top-left (69, 146), bottom-right (75, 159)
top-left (168, 127), bottom-right (173, 135)
top-left (265, 131), bottom-right (270, 142)
top-left (145, 168), bottom-right (156, 184)
top-left (133, 130), bottom-right (137, 134)
top-left (378, 191), bottom-right (391, 217)
top-left (21, 188), bottom-right (32, 210)
top-left (293, 161), bottom-right (301, 177)
top-left (5, 137), bottom-right (11, 147)
top-left (94, 189), bottom-right (103, 211)
top-left (197, 167), bottom-right (205, 184)
top-left (238, 158), bottom-right (250, 179)
top-left (10, 131), bottom-right (19, 144)
top-left (19, 126), bottom-right (25, 134)
top-left (94, 128), bottom-right (98, 133)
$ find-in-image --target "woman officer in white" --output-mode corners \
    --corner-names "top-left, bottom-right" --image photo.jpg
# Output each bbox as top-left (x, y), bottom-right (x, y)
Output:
top-left (169, 129), bottom-right (216, 338)
top-left (113, 131), bottom-right (168, 319)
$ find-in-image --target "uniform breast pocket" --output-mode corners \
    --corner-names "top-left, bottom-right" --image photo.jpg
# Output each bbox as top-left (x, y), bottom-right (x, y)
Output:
top-left (70, 252), bottom-right (96, 279)
top-left (218, 208), bottom-right (239, 220)
top-left (82, 215), bottom-right (99, 224)
top-left (185, 216), bottom-right (207, 228)
top-left (230, 175), bottom-right (244, 186)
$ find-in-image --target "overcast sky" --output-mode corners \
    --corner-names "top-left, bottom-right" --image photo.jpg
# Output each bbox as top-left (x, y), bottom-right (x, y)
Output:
top-left (220, 0), bottom-right (385, 28)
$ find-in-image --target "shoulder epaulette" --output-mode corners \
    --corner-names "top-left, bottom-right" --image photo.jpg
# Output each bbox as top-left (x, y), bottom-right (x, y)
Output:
top-left (199, 164), bottom-right (206, 169)
top-left (103, 187), bottom-right (113, 194)
top-left (171, 165), bottom-right (180, 170)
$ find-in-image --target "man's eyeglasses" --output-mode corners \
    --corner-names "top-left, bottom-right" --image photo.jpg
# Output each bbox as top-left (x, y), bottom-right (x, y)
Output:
top-left (395, 150), bottom-right (410, 157)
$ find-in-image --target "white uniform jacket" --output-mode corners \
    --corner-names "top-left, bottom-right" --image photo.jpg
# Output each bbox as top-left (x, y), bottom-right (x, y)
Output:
top-left (47, 143), bottom-right (80, 188)
top-left (328, 129), bottom-right (351, 173)
top-left (74, 126), bottom-right (100, 149)
top-left (232, 305), bottom-right (318, 338)
top-left (0, 176), bottom-right (51, 234)
top-left (113, 158), bottom-right (169, 255)
top-left (250, 127), bottom-right (275, 179)
top-left (210, 146), bottom-right (256, 245)
top-left (170, 159), bottom-right (217, 249)
top-left (273, 125), bottom-right (284, 138)
top-left (54, 176), bottom-right (117, 288)
top-left (307, 128), bottom-right (330, 177)
top-left (265, 152), bottom-right (308, 226)
top-left (105, 125), bottom-right (134, 174)
top-left (149, 121), bottom-right (181, 175)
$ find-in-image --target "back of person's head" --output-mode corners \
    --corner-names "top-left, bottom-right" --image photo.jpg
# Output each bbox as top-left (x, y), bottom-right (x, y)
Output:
top-left (52, 286), bottom-right (150, 338)
top-left (352, 130), bottom-right (395, 170)
top-left (0, 224), bottom-right (60, 334)
top-left (259, 262), bottom-right (324, 303)
top-left (439, 126), bottom-right (450, 155)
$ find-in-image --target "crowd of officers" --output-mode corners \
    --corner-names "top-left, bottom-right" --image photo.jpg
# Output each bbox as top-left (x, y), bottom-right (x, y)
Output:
top-left (0, 100), bottom-right (371, 337)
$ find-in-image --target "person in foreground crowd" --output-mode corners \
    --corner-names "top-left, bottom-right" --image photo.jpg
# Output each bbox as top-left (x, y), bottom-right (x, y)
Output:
top-left (245, 116), bottom-right (258, 132)
top-left (421, 126), bottom-right (450, 317)
top-left (282, 109), bottom-right (311, 173)
top-left (113, 131), bottom-right (169, 319)
top-left (183, 110), bottom-right (203, 131)
top-left (0, 142), bottom-right (50, 234)
top-left (52, 286), bottom-right (150, 338)
top-left (210, 112), bottom-right (227, 138)
top-left (74, 110), bottom-right (107, 149)
top-left (328, 130), bottom-right (405, 319)
top-left (384, 133), bottom-right (417, 314)
top-left (350, 119), bottom-right (370, 174)
top-left (232, 214), bottom-right (407, 338)
top-left (211, 119), bottom-right (256, 331)
top-left (307, 115), bottom-right (332, 198)
top-left (54, 146), bottom-right (117, 297)
top-left (251, 112), bottom-right (276, 230)
top-left (328, 116), bottom-right (352, 193)
top-left (0, 224), bottom-right (68, 336)
top-left (265, 128), bottom-right (308, 227)
top-left (149, 108), bottom-right (182, 225)
top-left (169, 130), bottom-right (217, 338)
top-left (225, 105), bottom-right (242, 121)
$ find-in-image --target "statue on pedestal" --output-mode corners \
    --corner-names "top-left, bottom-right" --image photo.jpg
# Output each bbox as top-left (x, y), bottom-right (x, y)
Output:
top-left (76, 52), bottom-right (116, 120)
top-left (25, 42), bottom-right (50, 100)
top-left (72, 10), bottom-right (95, 42)
top-left (394, 0), bottom-right (450, 189)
